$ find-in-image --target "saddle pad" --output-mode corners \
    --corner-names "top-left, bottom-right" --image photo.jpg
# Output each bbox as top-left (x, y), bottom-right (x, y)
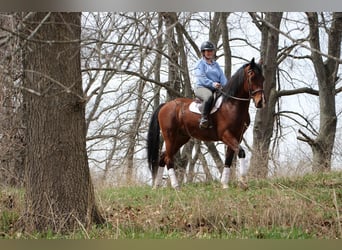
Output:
top-left (189, 96), bottom-right (223, 114)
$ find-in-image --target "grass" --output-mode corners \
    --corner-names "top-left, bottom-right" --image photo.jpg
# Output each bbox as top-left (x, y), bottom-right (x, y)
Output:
top-left (0, 171), bottom-right (341, 239)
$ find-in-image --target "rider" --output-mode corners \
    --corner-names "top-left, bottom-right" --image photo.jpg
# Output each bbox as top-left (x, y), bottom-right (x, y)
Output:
top-left (194, 41), bottom-right (228, 129)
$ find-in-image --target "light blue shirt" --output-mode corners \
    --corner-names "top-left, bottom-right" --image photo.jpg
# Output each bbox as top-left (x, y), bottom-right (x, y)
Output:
top-left (194, 58), bottom-right (227, 91)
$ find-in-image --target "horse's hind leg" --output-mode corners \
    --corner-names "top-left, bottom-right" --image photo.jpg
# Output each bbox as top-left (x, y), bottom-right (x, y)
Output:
top-left (153, 151), bottom-right (179, 189)
top-left (164, 137), bottom-right (190, 190)
top-left (165, 158), bottom-right (179, 189)
top-left (161, 150), bottom-right (179, 189)
top-left (153, 152), bottom-right (166, 189)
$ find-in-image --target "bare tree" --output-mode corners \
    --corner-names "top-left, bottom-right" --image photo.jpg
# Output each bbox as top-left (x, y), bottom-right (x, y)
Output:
top-left (249, 12), bottom-right (283, 178)
top-left (298, 12), bottom-right (342, 172)
top-left (248, 12), bottom-right (342, 176)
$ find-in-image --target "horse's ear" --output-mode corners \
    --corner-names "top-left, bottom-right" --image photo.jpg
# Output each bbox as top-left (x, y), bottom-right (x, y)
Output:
top-left (250, 58), bottom-right (255, 67)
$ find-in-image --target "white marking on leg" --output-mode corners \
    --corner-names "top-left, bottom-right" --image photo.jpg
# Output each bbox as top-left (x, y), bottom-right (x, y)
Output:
top-left (238, 157), bottom-right (249, 190)
top-left (238, 157), bottom-right (248, 179)
top-left (153, 167), bottom-right (165, 188)
top-left (220, 167), bottom-right (230, 189)
top-left (168, 168), bottom-right (179, 189)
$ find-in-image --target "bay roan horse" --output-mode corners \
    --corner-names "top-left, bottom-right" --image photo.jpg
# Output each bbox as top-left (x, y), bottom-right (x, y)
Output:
top-left (147, 58), bottom-right (265, 189)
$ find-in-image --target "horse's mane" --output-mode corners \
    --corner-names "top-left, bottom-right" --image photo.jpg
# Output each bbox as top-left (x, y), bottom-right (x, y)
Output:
top-left (222, 61), bottom-right (262, 102)
top-left (222, 65), bottom-right (246, 102)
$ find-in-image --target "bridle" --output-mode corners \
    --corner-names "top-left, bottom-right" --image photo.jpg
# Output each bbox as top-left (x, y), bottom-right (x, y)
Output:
top-left (218, 67), bottom-right (264, 102)
top-left (247, 68), bottom-right (264, 98)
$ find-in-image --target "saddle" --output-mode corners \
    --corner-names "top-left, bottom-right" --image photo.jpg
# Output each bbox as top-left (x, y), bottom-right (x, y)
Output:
top-left (189, 94), bottom-right (223, 115)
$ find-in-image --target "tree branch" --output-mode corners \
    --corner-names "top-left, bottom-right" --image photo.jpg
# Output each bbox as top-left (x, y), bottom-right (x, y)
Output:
top-left (277, 87), bottom-right (319, 97)
top-left (297, 129), bottom-right (315, 146)
top-left (276, 110), bottom-right (319, 136)
top-left (253, 12), bottom-right (342, 63)
top-left (82, 67), bottom-right (182, 98)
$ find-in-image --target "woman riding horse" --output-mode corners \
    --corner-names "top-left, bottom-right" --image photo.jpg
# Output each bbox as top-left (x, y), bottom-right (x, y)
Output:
top-left (147, 58), bottom-right (265, 189)
top-left (194, 41), bottom-right (227, 129)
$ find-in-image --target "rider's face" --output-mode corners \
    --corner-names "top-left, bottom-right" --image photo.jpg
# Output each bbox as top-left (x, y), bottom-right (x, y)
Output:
top-left (204, 50), bottom-right (214, 59)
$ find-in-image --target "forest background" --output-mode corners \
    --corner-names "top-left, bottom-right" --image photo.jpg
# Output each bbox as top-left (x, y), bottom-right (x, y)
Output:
top-left (0, 12), bottom-right (341, 234)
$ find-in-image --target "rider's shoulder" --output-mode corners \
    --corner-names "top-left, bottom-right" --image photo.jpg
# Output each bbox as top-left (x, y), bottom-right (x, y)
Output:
top-left (194, 58), bottom-right (206, 68)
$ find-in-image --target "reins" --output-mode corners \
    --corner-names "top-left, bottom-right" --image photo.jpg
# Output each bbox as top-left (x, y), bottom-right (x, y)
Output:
top-left (218, 89), bottom-right (250, 102)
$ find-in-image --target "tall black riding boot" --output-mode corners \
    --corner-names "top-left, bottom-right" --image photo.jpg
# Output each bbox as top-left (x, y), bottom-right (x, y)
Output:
top-left (199, 98), bottom-right (213, 129)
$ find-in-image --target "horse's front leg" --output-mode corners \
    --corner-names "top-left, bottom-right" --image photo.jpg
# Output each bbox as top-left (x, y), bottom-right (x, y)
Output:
top-left (237, 146), bottom-right (248, 190)
top-left (221, 132), bottom-right (249, 189)
top-left (153, 151), bottom-right (180, 189)
top-left (221, 147), bottom-right (234, 189)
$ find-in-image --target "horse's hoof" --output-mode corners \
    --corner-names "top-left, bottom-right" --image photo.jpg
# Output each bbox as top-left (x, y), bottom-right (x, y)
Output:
top-left (222, 184), bottom-right (229, 189)
top-left (174, 186), bottom-right (181, 191)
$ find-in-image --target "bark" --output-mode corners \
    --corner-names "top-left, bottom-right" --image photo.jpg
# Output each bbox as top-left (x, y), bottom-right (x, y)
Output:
top-left (22, 12), bottom-right (104, 232)
top-left (161, 12), bottom-right (180, 101)
top-left (219, 12), bottom-right (232, 78)
top-left (0, 13), bottom-right (25, 187)
top-left (125, 80), bottom-right (145, 184)
top-left (249, 12), bottom-right (283, 178)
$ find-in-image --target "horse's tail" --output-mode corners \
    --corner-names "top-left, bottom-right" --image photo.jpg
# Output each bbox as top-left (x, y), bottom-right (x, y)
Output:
top-left (147, 103), bottom-right (165, 180)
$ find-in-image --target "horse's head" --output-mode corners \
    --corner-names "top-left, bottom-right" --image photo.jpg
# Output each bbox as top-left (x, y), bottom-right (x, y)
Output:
top-left (244, 58), bottom-right (266, 108)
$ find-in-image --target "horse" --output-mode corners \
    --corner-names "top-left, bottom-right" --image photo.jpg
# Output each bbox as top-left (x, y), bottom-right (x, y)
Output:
top-left (147, 58), bottom-right (265, 189)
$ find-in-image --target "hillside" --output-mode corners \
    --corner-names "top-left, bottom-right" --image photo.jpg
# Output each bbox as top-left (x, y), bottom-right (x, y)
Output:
top-left (1, 171), bottom-right (341, 239)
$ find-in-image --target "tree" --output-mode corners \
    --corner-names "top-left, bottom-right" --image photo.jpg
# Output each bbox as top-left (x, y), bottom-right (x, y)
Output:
top-left (248, 12), bottom-right (342, 176)
top-left (21, 12), bottom-right (104, 232)
top-left (249, 12), bottom-right (283, 178)
top-left (298, 12), bottom-right (342, 172)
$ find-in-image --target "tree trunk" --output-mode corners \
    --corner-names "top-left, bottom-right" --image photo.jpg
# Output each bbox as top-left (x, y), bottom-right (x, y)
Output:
top-left (125, 79), bottom-right (146, 184)
top-left (302, 12), bottom-right (341, 172)
top-left (219, 12), bottom-right (232, 78)
top-left (249, 12), bottom-right (283, 178)
top-left (162, 12), bottom-right (180, 101)
top-left (22, 12), bottom-right (104, 232)
top-left (0, 13), bottom-right (25, 187)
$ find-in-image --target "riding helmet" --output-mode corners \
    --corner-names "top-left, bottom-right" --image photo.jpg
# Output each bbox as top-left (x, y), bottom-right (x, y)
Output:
top-left (200, 41), bottom-right (215, 51)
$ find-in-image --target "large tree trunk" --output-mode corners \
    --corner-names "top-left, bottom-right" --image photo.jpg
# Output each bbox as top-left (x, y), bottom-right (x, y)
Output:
top-left (299, 12), bottom-right (342, 172)
top-left (249, 12), bottom-right (283, 178)
top-left (22, 12), bottom-right (104, 232)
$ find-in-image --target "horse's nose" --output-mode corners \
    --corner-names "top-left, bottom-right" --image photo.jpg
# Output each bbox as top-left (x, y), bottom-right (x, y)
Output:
top-left (256, 99), bottom-right (263, 108)
top-left (255, 93), bottom-right (266, 108)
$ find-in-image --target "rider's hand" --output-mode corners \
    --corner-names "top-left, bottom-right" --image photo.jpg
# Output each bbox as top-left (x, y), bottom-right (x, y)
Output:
top-left (213, 82), bottom-right (221, 89)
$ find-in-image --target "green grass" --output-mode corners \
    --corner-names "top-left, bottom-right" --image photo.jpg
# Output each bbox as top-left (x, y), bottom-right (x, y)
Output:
top-left (1, 171), bottom-right (341, 239)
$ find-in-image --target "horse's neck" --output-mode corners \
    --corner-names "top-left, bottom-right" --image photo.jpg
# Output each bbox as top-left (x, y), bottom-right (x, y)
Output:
top-left (223, 97), bottom-right (250, 113)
